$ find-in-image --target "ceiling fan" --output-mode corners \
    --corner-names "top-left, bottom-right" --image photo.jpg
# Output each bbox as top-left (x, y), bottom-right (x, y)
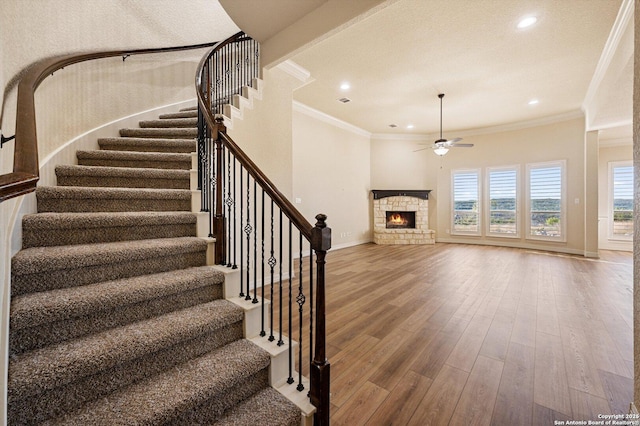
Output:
top-left (415, 93), bottom-right (473, 156)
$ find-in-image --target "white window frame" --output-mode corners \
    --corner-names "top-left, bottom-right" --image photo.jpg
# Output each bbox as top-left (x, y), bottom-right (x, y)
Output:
top-left (451, 168), bottom-right (481, 236)
top-left (526, 160), bottom-right (566, 242)
top-left (608, 161), bottom-right (633, 241)
top-left (485, 165), bottom-right (520, 238)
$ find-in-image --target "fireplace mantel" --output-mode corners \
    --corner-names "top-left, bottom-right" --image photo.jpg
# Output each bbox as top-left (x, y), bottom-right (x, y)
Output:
top-left (371, 190), bottom-right (431, 200)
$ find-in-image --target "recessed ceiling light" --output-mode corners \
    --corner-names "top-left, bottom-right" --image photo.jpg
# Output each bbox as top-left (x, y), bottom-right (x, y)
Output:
top-left (528, 99), bottom-right (539, 105)
top-left (517, 16), bottom-right (537, 29)
top-left (340, 82), bottom-right (350, 90)
top-left (407, 124), bottom-right (414, 129)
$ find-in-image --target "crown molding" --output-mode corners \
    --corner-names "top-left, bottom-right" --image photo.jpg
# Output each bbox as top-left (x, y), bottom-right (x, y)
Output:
top-left (293, 101), bottom-right (371, 138)
top-left (582, 0), bottom-right (634, 110)
top-left (372, 110), bottom-right (584, 141)
top-left (599, 137), bottom-right (632, 147)
top-left (276, 60), bottom-right (314, 84)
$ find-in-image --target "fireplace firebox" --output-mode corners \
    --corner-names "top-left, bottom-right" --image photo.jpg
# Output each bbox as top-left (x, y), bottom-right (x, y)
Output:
top-left (386, 211), bottom-right (416, 229)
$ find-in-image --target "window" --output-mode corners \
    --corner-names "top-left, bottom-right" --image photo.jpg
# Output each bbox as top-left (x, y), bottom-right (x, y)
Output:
top-left (609, 161), bottom-right (633, 240)
top-left (487, 166), bottom-right (519, 237)
top-left (526, 161), bottom-right (565, 241)
top-left (452, 169), bottom-right (480, 235)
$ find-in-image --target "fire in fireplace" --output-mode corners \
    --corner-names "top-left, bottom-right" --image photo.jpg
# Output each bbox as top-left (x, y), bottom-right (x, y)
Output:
top-left (386, 211), bottom-right (416, 229)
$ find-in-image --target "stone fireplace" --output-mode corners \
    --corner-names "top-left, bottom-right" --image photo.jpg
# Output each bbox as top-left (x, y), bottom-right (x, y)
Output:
top-left (372, 190), bottom-right (435, 245)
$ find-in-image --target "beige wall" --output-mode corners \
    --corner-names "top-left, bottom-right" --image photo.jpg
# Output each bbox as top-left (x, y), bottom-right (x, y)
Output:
top-left (370, 135), bottom-right (440, 233)
top-left (293, 104), bottom-right (371, 249)
top-left (226, 66), bottom-right (300, 196)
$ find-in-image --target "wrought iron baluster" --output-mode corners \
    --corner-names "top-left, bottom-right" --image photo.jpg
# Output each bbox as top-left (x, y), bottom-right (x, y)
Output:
top-left (239, 164), bottom-right (244, 297)
top-left (232, 159), bottom-right (237, 269)
top-left (226, 149), bottom-right (233, 267)
top-left (278, 209), bottom-right (284, 346)
top-left (309, 248), bottom-right (314, 368)
top-left (253, 180), bottom-right (258, 304)
top-left (297, 233), bottom-right (305, 391)
top-left (245, 168), bottom-right (252, 300)
top-left (260, 189), bottom-right (266, 336)
top-left (268, 200), bottom-right (276, 342)
top-left (287, 220), bottom-right (294, 384)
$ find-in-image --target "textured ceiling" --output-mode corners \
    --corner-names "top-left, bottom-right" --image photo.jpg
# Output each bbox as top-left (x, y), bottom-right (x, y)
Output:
top-left (290, 0), bottom-right (625, 136)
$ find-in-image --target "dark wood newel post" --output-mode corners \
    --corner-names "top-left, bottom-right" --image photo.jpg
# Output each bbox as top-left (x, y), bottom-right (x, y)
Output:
top-left (310, 214), bottom-right (331, 426)
top-left (213, 116), bottom-right (226, 265)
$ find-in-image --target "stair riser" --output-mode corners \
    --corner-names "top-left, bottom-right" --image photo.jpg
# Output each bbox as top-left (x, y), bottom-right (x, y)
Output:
top-left (56, 175), bottom-right (190, 190)
top-left (159, 111), bottom-right (198, 119)
top-left (78, 158), bottom-right (191, 170)
top-left (98, 139), bottom-right (196, 153)
top-left (119, 129), bottom-right (197, 139)
top-left (23, 222), bottom-right (196, 248)
top-left (139, 118), bottom-right (197, 128)
top-left (173, 369), bottom-right (270, 425)
top-left (37, 196), bottom-right (191, 213)
top-left (8, 321), bottom-right (244, 425)
top-left (11, 250), bottom-right (207, 295)
top-left (10, 283), bottom-right (222, 355)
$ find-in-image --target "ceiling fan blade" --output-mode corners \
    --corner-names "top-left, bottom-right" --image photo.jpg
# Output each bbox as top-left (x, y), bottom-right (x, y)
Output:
top-left (446, 137), bottom-right (463, 144)
top-left (451, 143), bottom-right (474, 148)
top-left (412, 147), bottom-right (431, 152)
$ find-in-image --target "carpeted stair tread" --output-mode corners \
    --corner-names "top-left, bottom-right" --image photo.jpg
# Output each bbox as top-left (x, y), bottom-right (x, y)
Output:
top-left (139, 117), bottom-right (197, 128)
top-left (36, 186), bottom-right (192, 213)
top-left (180, 106), bottom-right (198, 111)
top-left (215, 387), bottom-right (301, 426)
top-left (9, 266), bottom-right (225, 356)
top-left (159, 110), bottom-right (198, 119)
top-left (98, 137), bottom-right (196, 153)
top-left (43, 339), bottom-right (270, 426)
top-left (11, 237), bottom-right (207, 294)
top-left (8, 299), bottom-right (245, 400)
top-left (76, 150), bottom-right (192, 170)
top-left (22, 211), bottom-right (196, 247)
top-left (10, 266), bottom-right (223, 332)
top-left (55, 165), bottom-right (190, 189)
top-left (119, 127), bottom-right (197, 139)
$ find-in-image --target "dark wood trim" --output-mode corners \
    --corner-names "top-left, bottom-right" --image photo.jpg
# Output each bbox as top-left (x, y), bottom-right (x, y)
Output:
top-left (0, 41), bottom-right (217, 203)
top-left (371, 190), bottom-right (431, 200)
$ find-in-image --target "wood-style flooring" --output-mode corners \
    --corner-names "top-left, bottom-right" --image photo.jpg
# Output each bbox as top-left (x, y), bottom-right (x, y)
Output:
top-left (313, 243), bottom-right (633, 425)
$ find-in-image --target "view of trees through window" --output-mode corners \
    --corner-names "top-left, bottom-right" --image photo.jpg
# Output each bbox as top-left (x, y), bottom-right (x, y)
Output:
top-left (488, 168), bottom-right (517, 235)
top-left (452, 171), bottom-right (479, 234)
top-left (528, 164), bottom-right (562, 238)
top-left (611, 164), bottom-right (633, 239)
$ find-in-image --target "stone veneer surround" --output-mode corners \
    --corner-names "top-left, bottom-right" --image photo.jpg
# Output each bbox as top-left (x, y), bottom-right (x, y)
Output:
top-left (372, 191), bottom-right (435, 245)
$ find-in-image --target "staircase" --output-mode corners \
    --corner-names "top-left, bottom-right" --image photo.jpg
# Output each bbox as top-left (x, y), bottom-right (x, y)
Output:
top-left (8, 108), bottom-right (302, 425)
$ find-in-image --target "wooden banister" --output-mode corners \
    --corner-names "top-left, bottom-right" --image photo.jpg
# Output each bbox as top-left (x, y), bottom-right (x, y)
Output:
top-left (0, 42), bottom-right (217, 203)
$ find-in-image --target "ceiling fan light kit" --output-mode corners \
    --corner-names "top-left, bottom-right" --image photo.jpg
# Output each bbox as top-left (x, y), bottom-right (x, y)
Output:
top-left (434, 145), bottom-right (449, 156)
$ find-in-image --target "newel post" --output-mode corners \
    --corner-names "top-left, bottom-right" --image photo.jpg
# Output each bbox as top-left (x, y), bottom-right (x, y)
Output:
top-left (212, 116), bottom-right (226, 265)
top-left (310, 214), bottom-right (331, 426)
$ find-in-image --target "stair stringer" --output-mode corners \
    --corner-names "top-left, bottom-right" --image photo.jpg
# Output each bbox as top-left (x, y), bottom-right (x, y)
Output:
top-left (221, 78), bottom-right (263, 130)
top-left (211, 264), bottom-right (315, 426)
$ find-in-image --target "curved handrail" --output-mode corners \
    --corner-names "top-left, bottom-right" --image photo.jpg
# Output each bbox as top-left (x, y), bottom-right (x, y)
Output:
top-left (195, 32), bottom-right (314, 239)
top-left (0, 41), bottom-right (217, 203)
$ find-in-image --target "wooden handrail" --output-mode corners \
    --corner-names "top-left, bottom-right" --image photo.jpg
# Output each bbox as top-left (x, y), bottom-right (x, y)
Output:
top-left (0, 41), bottom-right (217, 203)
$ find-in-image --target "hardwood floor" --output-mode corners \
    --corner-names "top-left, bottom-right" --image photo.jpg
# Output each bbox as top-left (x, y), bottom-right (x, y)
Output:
top-left (314, 243), bottom-right (633, 425)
